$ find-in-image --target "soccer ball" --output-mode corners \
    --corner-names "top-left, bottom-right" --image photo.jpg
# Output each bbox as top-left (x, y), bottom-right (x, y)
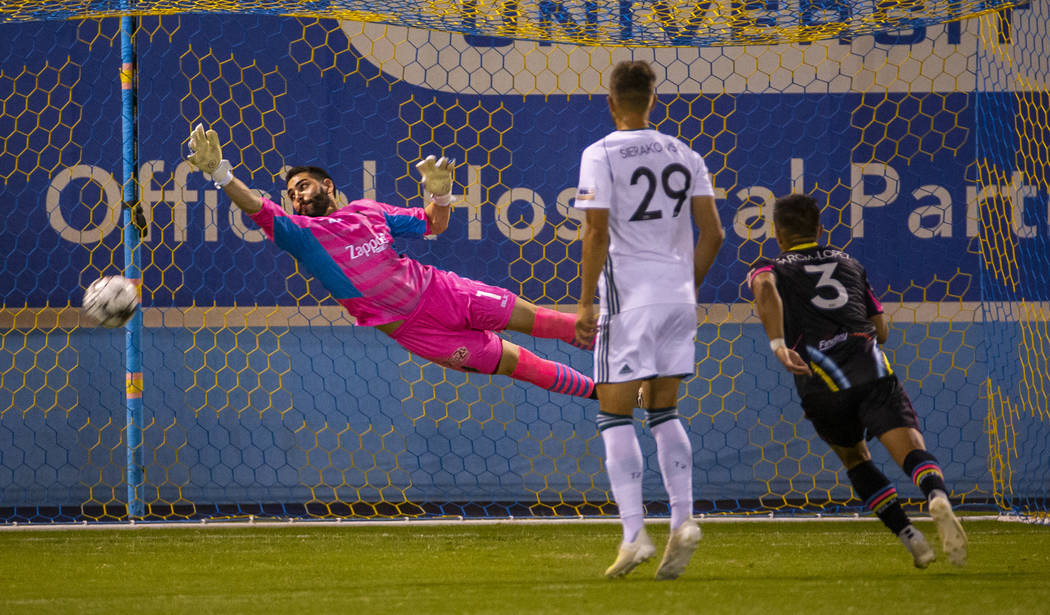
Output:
top-left (82, 276), bottom-right (139, 328)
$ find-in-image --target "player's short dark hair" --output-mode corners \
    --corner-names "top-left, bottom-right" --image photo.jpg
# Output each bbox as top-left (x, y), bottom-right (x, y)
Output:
top-left (773, 193), bottom-right (821, 239)
top-left (285, 165), bottom-right (332, 184)
top-left (609, 60), bottom-right (656, 113)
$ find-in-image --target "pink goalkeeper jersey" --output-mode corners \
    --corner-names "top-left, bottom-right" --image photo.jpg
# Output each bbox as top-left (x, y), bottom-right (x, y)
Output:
top-left (249, 197), bottom-right (435, 326)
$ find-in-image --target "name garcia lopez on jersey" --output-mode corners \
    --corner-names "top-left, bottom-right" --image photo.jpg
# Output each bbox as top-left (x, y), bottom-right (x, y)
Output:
top-left (779, 248), bottom-right (850, 263)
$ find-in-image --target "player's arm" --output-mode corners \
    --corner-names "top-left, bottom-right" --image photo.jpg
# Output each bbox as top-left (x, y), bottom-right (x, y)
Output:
top-left (576, 208), bottom-right (609, 344)
top-left (691, 194), bottom-right (724, 291)
top-left (750, 271), bottom-right (812, 376)
top-left (424, 200), bottom-right (450, 235)
top-left (185, 123), bottom-right (262, 214)
top-left (416, 155), bottom-right (454, 235)
top-left (218, 175), bottom-right (262, 214)
top-left (870, 312), bottom-right (889, 344)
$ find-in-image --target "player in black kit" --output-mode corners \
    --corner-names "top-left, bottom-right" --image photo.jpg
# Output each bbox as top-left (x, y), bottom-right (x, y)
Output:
top-left (748, 193), bottom-right (968, 569)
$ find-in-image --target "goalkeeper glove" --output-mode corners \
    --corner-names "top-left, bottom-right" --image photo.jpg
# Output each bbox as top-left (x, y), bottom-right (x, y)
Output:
top-left (415, 155), bottom-right (455, 207)
top-left (187, 123), bottom-right (233, 188)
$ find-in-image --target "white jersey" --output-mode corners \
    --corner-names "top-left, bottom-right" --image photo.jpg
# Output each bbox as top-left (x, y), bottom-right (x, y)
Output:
top-left (575, 128), bottom-right (715, 315)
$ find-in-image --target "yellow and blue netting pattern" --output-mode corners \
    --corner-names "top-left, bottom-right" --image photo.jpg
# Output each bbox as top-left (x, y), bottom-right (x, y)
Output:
top-left (0, 1), bottom-right (1046, 522)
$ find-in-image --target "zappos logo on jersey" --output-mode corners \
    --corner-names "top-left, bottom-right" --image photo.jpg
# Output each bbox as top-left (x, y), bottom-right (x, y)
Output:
top-left (346, 235), bottom-right (391, 260)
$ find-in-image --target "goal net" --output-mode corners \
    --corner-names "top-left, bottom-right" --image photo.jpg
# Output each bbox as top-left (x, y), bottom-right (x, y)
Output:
top-left (0, 0), bottom-right (1046, 522)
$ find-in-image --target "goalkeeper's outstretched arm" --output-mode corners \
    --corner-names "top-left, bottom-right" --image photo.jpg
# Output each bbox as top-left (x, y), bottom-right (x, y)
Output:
top-left (186, 123), bottom-right (261, 214)
top-left (219, 175), bottom-right (262, 214)
top-left (424, 199), bottom-right (450, 234)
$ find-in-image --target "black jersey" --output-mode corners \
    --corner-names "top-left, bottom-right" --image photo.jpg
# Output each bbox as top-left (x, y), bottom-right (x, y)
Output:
top-left (747, 243), bottom-right (892, 397)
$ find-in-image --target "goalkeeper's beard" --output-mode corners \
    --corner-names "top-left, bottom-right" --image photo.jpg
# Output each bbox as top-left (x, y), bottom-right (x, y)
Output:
top-left (300, 191), bottom-right (334, 217)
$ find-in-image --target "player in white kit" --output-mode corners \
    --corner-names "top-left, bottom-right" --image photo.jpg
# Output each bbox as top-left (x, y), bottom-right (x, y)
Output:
top-left (574, 60), bottom-right (725, 580)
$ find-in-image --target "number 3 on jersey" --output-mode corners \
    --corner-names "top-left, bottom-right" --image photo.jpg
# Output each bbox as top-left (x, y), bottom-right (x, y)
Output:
top-left (804, 262), bottom-right (849, 309)
top-left (629, 163), bottom-right (692, 221)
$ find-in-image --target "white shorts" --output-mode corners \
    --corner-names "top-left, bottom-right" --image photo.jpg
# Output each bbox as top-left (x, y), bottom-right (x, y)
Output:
top-left (593, 303), bottom-right (697, 384)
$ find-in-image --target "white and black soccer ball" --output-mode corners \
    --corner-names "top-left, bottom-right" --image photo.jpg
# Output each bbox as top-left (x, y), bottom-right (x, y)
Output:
top-left (81, 275), bottom-right (140, 328)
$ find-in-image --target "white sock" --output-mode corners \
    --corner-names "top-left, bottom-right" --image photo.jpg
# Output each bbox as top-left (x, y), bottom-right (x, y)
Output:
top-left (601, 423), bottom-right (645, 542)
top-left (651, 418), bottom-right (694, 531)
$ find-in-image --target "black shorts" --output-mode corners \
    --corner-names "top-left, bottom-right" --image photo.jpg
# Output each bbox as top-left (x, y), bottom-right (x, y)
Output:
top-left (800, 376), bottom-right (919, 447)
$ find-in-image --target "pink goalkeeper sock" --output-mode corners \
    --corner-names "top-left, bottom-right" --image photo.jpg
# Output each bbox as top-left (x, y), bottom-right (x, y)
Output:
top-left (510, 347), bottom-right (595, 398)
top-left (532, 307), bottom-right (592, 349)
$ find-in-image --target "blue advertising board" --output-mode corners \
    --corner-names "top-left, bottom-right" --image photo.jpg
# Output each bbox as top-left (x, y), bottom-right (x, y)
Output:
top-left (0, 14), bottom-right (1044, 511)
top-left (3, 14), bottom-right (1046, 309)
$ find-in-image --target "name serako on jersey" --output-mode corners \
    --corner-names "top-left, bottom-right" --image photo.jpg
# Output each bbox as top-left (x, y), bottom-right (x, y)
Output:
top-left (747, 243), bottom-right (892, 397)
top-left (575, 128), bottom-right (715, 315)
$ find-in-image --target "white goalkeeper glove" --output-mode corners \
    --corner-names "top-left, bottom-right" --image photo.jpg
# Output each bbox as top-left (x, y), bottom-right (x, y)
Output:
top-left (415, 155), bottom-right (455, 207)
top-left (187, 123), bottom-right (233, 188)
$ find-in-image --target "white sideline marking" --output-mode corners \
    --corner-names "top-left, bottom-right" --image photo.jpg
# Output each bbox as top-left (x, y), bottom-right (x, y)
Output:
top-left (0, 513), bottom-right (1005, 532)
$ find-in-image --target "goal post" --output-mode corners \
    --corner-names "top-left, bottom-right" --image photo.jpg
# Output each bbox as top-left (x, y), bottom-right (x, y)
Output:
top-left (973, 7), bottom-right (1050, 521)
top-left (0, 1), bottom-right (1046, 523)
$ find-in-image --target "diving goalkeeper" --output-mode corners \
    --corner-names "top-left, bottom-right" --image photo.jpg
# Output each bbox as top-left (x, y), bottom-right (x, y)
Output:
top-left (186, 124), bottom-right (595, 399)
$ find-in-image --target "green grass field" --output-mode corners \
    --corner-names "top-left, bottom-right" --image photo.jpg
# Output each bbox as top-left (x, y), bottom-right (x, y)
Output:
top-left (1, 519), bottom-right (1047, 614)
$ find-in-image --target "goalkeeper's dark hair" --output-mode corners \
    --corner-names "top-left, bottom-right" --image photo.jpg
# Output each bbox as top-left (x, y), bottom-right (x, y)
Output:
top-left (609, 60), bottom-right (656, 113)
top-left (285, 165), bottom-right (332, 184)
top-left (773, 193), bottom-right (821, 240)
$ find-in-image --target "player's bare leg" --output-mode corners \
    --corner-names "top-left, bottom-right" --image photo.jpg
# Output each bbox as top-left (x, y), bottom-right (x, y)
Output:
top-left (504, 298), bottom-right (594, 350)
top-left (376, 320), bottom-right (595, 399)
top-left (880, 427), bottom-right (968, 567)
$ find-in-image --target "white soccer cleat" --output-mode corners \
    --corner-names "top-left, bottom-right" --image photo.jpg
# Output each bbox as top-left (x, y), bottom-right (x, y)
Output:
top-left (604, 528), bottom-right (656, 579)
top-left (654, 519), bottom-right (702, 580)
top-left (929, 492), bottom-right (968, 567)
top-left (898, 525), bottom-right (936, 569)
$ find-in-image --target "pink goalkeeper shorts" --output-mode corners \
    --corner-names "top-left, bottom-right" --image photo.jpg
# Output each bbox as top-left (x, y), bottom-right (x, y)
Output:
top-left (388, 269), bottom-right (517, 374)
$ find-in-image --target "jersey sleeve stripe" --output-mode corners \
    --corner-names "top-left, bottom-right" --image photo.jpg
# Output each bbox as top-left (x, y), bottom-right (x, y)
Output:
top-left (747, 265), bottom-right (774, 287)
top-left (867, 287), bottom-right (884, 313)
top-left (383, 210), bottom-right (428, 237)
